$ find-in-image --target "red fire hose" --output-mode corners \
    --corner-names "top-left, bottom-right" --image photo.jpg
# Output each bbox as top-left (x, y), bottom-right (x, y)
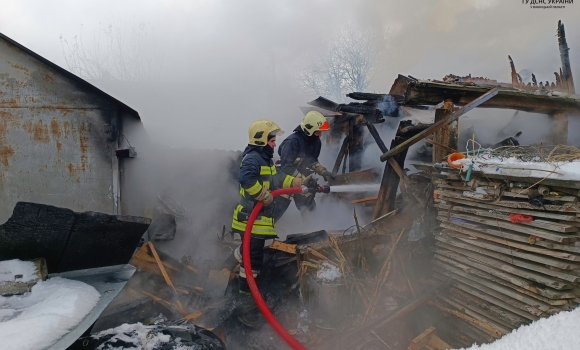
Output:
top-left (242, 186), bottom-right (307, 350)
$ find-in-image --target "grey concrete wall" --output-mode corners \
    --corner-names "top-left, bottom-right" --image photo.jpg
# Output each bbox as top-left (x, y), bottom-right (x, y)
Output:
top-left (0, 38), bottom-right (119, 222)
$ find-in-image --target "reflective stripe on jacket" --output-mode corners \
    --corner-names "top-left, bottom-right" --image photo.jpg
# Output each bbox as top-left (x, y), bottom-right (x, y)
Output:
top-left (232, 146), bottom-right (294, 236)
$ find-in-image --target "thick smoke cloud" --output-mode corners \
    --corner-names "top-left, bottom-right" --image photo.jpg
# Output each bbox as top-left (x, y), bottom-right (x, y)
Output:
top-left (1, 1), bottom-right (579, 258)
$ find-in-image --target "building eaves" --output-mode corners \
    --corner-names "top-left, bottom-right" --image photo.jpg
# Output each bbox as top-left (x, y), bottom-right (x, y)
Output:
top-left (0, 32), bottom-right (141, 120)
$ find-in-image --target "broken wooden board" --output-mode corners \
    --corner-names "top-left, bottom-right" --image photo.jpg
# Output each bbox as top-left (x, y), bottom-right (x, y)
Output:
top-left (439, 222), bottom-right (580, 265)
top-left (269, 240), bottom-right (297, 254)
top-left (433, 250), bottom-right (575, 301)
top-left (434, 235), bottom-right (580, 283)
top-left (438, 217), bottom-right (580, 254)
top-left (437, 292), bottom-right (514, 333)
top-left (436, 203), bottom-right (578, 233)
top-left (433, 297), bottom-right (508, 337)
top-left (433, 261), bottom-right (566, 314)
top-left (439, 190), bottom-right (580, 213)
top-left (439, 196), bottom-right (577, 221)
top-left (448, 287), bottom-right (528, 328)
top-left (435, 239), bottom-right (575, 289)
top-left (439, 226), bottom-right (580, 270)
top-left (502, 191), bottom-right (578, 202)
top-left (433, 267), bottom-right (545, 319)
top-left (407, 326), bottom-right (451, 350)
top-left (444, 212), bottom-right (576, 243)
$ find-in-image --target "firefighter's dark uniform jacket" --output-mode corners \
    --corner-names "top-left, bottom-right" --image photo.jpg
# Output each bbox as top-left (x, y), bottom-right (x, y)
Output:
top-left (231, 145), bottom-right (294, 236)
top-left (278, 126), bottom-right (322, 177)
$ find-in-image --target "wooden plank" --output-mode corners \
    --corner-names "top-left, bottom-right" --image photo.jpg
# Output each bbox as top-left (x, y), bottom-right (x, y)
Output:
top-left (435, 235), bottom-right (580, 289)
top-left (436, 203), bottom-right (578, 233)
top-left (432, 300), bottom-right (503, 338)
top-left (435, 267), bottom-right (544, 320)
top-left (441, 195), bottom-right (577, 221)
top-left (147, 242), bottom-right (184, 312)
top-left (441, 293), bottom-right (515, 333)
top-left (434, 262), bottom-right (563, 314)
top-left (425, 137), bottom-right (457, 154)
top-left (435, 294), bottom-right (512, 335)
top-left (442, 212), bottom-right (576, 243)
top-left (269, 240), bottom-right (297, 254)
top-left (433, 260), bottom-right (562, 316)
top-left (440, 189), bottom-right (580, 213)
top-left (434, 254), bottom-right (572, 305)
top-left (148, 242), bottom-right (178, 292)
top-left (352, 196), bottom-right (378, 204)
top-left (380, 88), bottom-right (499, 162)
top-left (438, 216), bottom-right (580, 254)
top-left (407, 326), bottom-right (452, 350)
top-left (439, 225), bottom-right (580, 269)
top-left (434, 250), bottom-right (575, 301)
top-left (435, 242), bottom-right (574, 292)
top-left (432, 102), bottom-right (456, 162)
top-left (448, 287), bottom-right (528, 328)
top-left (332, 136), bottom-right (349, 174)
top-left (503, 191), bottom-right (577, 202)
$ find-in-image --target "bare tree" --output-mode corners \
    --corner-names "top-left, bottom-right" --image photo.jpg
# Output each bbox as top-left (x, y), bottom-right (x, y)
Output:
top-left (298, 24), bottom-right (387, 102)
top-left (60, 16), bottom-right (166, 82)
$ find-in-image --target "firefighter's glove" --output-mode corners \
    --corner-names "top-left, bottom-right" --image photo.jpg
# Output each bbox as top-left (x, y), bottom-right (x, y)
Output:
top-left (255, 186), bottom-right (274, 207)
top-left (292, 174), bottom-right (312, 188)
top-left (311, 162), bottom-right (335, 180)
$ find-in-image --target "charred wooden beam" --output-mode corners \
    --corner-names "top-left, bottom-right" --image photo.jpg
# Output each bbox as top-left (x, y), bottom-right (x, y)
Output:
top-left (432, 99), bottom-right (456, 163)
top-left (348, 119), bottom-right (364, 172)
top-left (551, 112), bottom-right (568, 145)
top-left (332, 136), bottom-right (349, 174)
top-left (381, 88), bottom-right (499, 162)
top-left (389, 75), bottom-right (580, 114)
top-left (509, 56), bottom-right (519, 87)
top-left (558, 20), bottom-right (575, 93)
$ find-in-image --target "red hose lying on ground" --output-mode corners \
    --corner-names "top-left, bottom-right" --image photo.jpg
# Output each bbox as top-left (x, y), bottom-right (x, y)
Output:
top-left (242, 186), bottom-right (307, 350)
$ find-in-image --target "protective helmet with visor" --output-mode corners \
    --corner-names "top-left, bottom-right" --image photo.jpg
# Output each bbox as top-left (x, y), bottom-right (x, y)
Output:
top-left (300, 111), bottom-right (330, 136)
top-left (248, 119), bottom-right (284, 146)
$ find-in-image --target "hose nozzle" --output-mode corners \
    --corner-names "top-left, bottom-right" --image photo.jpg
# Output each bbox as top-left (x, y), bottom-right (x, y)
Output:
top-left (317, 185), bottom-right (330, 194)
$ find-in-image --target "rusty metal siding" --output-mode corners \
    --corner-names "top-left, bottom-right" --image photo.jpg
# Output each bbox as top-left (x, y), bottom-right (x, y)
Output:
top-left (0, 37), bottom-right (118, 223)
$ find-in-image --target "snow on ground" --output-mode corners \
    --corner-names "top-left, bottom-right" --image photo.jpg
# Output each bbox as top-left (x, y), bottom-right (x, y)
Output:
top-left (92, 322), bottom-right (173, 350)
top-left (317, 261), bottom-right (342, 282)
top-left (457, 307), bottom-right (580, 350)
top-left (0, 259), bottom-right (39, 282)
top-left (0, 277), bottom-right (101, 350)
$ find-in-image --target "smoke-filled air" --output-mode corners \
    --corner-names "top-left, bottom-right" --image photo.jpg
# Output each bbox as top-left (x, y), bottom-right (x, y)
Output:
top-left (1, 1), bottom-right (580, 350)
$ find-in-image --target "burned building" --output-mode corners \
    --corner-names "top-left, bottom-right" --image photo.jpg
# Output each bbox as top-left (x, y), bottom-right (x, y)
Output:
top-left (0, 32), bottom-right (144, 223)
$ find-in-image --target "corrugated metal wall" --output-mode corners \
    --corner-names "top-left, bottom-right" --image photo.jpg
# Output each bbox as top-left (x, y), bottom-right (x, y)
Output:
top-left (0, 38), bottom-right (119, 223)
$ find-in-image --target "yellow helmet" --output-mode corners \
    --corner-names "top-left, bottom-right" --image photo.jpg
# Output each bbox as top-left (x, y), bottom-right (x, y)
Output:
top-left (248, 119), bottom-right (284, 146)
top-left (300, 111), bottom-right (330, 136)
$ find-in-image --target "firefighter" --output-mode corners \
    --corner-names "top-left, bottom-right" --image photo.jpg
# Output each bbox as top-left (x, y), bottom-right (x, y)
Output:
top-left (276, 111), bottom-right (335, 217)
top-left (232, 119), bottom-right (311, 294)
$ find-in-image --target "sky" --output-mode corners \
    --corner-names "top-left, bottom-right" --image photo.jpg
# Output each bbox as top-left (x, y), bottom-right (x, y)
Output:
top-left (1, 0), bottom-right (579, 150)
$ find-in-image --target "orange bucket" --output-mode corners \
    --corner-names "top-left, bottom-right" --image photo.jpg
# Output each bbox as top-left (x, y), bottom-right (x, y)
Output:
top-left (447, 152), bottom-right (465, 169)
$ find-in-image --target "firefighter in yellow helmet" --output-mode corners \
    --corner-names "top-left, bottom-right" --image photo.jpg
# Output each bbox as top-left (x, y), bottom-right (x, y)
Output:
top-left (232, 119), bottom-right (311, 294)
top-left (276, 111), bottom-right (335, 216)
